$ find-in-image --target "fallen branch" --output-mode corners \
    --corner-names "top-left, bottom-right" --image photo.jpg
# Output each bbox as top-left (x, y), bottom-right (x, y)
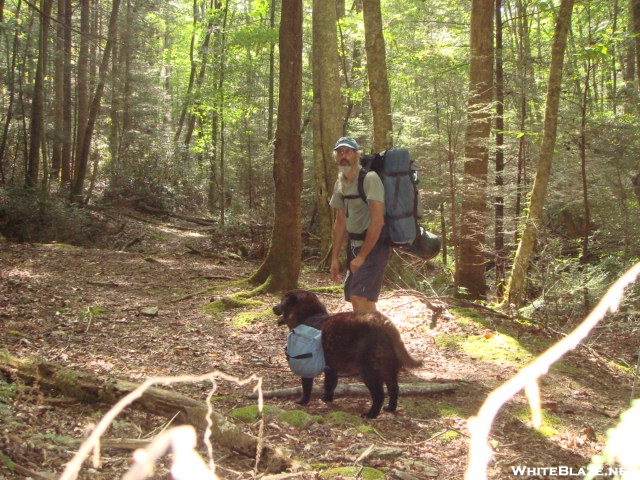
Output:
top-left (465, 261), bottom-right (640, 480)
top-left (0, 352), bottom-right (291, 478)
top-left (250, 381), bottom-right (459, 400)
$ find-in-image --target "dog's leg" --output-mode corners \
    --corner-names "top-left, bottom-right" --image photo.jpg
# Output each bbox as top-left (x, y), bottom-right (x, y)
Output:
top-left (360, 368), bottom-right (385, 419)
top-left (321, 367), bottom-right (338, 402)
top-left (383, 376), bottom-right (399, 413)
top-left (296, 377), bottom-right (314, 405)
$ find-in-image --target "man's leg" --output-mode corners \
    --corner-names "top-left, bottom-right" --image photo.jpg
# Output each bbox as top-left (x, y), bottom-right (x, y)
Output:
top-left (350, 295), bottom-right (377, 312)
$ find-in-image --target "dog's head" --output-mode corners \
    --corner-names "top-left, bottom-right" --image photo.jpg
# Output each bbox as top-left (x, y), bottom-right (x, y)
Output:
top-left (273, 289), bottom-right (328, 329)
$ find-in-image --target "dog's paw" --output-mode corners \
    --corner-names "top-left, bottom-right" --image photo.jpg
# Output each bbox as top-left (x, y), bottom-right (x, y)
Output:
top-left (321, 394), bottom-right (334, 403)
top-left (295, 397), bottom-right (310, 405)
top-left (361, 411), bottom-right (380, 419)
top-left (383, 405), bottom-right (397, 413)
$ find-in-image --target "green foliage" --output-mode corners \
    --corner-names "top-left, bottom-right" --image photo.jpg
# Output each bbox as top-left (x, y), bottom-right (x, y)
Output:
top-left (0, 187), bottom-right (106, 246)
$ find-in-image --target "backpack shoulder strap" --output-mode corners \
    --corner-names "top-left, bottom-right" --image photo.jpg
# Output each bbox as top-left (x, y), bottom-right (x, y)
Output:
top-left (341, 168), bottom-right (368, 203)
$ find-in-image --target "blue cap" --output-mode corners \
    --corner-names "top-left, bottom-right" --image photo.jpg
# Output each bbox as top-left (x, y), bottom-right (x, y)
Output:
top-left (334, 137), bottom-right (359, 151)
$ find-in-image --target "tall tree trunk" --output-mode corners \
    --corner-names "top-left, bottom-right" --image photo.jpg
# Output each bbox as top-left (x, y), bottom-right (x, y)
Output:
top-left (249, 0), bottom-right (303, 291)
top-left (51, 0), bottom-right (65, 180)
top-left (174, 0), bottom-right (203, 144)
top-left (362, 0), bottom-right (393, 151)
top-left (312, 0), bottom-right (342, 258)
top-left (632, 0), bottom-right (640, 88)
top-left (60, 0), bottom-right (73, 183)
top-left (505, 0), bottom-right (576, 307)
top-left (494, 0), bottom-right (506, 298)
top-left (267, 0), bottom-right (276, 141)
top-left (71, 0), bottom-right (90, 200)
top-left (26, 0), bottom-right (52, 187)
top-left (0, 0), bottom-right (23, 184)
top-left (71, 0), bottom-right (121, 202)
top-left (454, 0), bottom-right (494, 300)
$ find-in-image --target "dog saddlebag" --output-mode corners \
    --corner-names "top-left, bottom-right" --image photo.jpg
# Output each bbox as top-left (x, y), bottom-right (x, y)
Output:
top-left (285, 324), bottom-right (326, 378)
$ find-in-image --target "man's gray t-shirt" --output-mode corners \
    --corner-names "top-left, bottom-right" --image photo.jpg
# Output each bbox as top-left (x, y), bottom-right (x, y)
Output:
top-left (329, 169), bottom-right (385, 245)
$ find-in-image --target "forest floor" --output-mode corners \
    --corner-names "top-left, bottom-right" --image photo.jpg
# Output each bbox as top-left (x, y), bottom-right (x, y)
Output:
top-left (0, 208), bottom-right (638, 480)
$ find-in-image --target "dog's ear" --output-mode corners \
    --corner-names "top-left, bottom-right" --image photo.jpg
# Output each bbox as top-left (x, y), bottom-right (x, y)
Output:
top-left (283, 293), bottom-right (299, 310)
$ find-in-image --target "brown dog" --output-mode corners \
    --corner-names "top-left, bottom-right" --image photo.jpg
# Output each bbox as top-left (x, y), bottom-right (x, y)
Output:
top-left (274, 289), bottom-right (423, 419)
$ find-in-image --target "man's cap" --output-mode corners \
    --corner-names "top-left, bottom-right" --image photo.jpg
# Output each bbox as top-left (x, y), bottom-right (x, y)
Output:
top-left (334, 137), bottom-right (359, 151)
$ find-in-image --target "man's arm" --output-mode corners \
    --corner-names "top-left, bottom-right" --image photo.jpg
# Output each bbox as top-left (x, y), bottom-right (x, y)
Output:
top-left (330, 209), bottom-right (348, 282)
top-left (349, 199), bottom-right (385, 273)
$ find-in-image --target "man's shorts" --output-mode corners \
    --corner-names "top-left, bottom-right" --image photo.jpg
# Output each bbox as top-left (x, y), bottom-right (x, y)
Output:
top-left (344, 239), bottom-right (390, 302)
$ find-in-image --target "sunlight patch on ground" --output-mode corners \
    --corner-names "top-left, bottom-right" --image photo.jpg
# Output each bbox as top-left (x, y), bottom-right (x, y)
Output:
top-left (154, 225), bottom-right (206, 238)
top-left (4, 268), bottom-right (37, 279)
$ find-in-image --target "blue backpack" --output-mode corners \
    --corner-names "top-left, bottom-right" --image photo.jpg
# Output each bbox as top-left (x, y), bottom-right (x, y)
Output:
top-left (345, 147), bottom-right (440, 260)
top-left (285, 324), bottom-right (326, 378)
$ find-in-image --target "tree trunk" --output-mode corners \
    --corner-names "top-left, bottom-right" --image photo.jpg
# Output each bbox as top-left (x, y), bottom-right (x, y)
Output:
top-left (454, 0), bottom-right (494, 300)
top-left (0, 353), bottom-right (291, 473)
top-left (362, 0), bottom-right (393, 151)
top-left (249, 0), bottom-right (303, 292)
top-left (505, 0), bottom-right (576, 307)
top-left (61, 0), bottom-right (73, 183)
top-left (71, 0), bottom-right (121, 203)
top-left (71, 0), bottom-right (90, 201)
top-left (26, 0), bottom-right (52, 187)
top-left (494, 0), bottom-right (506, 298)
top-left (312, 0), bottom-right (342, 258)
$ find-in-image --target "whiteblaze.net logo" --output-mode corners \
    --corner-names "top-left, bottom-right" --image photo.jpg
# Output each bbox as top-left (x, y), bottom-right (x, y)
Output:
top-left (510, 466), bottom-right (626, 477)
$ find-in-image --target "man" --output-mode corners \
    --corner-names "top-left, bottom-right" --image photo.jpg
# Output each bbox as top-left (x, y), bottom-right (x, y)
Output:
top-left (329, 137), bottom-right (390, 312)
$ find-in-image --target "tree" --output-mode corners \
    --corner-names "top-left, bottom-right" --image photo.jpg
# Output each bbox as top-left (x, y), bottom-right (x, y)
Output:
top-left (249, 0), bottom-right (303, 292)
top-left (312, 0), bottom-right (342, 257)
top-left (505, 0), bottom-right (576, 307)
top-left (362, 0), bottom-right (392, 151)
top-left (26, 0), bottom-right (52, 188)
top-left (454, 0), bottom-right (494, 300)
top-left (71, 0), bottom-right (121, 203)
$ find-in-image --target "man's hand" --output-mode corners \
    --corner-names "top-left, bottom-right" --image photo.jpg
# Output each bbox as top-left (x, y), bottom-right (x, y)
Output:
top-left (330, 258), bottom-right (342, 282)
top-left (349, 254), bottom-right (365, 274)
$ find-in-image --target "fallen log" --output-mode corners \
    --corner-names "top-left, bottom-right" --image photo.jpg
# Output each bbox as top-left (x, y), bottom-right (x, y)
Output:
top-left (251, 381), bottom-right (460, 400)
top-left (0, 351), bottom-right (290, 474)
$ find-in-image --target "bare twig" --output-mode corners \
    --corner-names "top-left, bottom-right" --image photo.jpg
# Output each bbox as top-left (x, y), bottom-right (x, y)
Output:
top-left (58, 371), bottom-right (262, 480)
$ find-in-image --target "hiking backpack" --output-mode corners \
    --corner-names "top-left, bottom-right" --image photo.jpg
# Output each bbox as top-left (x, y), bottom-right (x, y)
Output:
top-left (284, 324), bottom-right (326, 378)
top-left (344, 147), bottom-right (440, 260)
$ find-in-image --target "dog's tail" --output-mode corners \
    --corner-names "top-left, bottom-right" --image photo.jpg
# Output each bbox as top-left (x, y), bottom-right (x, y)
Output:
top-left (385, 320), bottom-right (423, 369)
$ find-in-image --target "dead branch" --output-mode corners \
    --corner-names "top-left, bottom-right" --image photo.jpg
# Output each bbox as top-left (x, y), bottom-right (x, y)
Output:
top-left (250, 381), bottom-right (460, 400)
top-left (0, 352), bottom-right (291, 477)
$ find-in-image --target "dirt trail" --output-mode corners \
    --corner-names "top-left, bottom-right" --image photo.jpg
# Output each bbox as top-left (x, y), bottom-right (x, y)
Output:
top-left (0, 215), bottom-right (636, 479)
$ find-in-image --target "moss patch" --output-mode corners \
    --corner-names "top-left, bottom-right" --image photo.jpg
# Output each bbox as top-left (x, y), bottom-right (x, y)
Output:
top-left (437, 430), bottom-right (461, 443)
top-left (450, 307), bottom-right (492, 327)
top-left (229, 404), bottom-right (283, 423)
top-left (320, 466), bottom-right (386, 479)
top-left (462, 333), bottom-right (533, 366)
top-left (402, 399), bottom-right (472, 419)
top-left (435, 331), bottom-right (532, 367)
top-left (513, 406), bottom-right (561, 438)
top-left (203, 293), bottom-right (265, 316)
top-left (231, 308), bottom-right (273, 329)
top-left (324, 411), bottom-right (364, 427)
top-left (276, 409), bottom-right (322, 428)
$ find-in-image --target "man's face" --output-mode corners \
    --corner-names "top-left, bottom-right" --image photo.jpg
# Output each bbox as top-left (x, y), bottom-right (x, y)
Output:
top-left (335, 148), bottom-right (357, 169)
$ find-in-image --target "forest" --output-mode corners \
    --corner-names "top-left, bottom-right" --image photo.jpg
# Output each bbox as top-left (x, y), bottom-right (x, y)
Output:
top-left (1, 0), bottom-right (640, 478)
